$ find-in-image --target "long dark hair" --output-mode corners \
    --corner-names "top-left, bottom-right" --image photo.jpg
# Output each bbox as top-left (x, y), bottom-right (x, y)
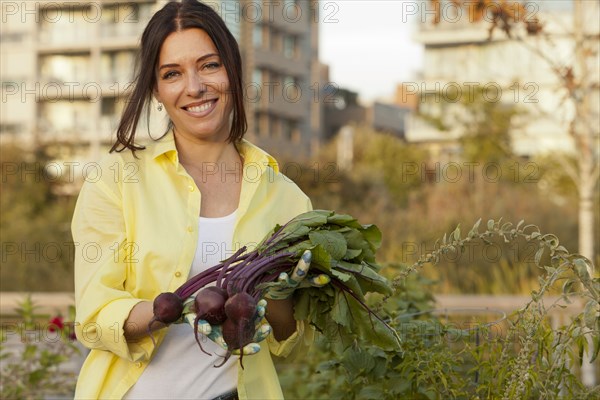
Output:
top-left (110, 0), bottom-right (247, 153)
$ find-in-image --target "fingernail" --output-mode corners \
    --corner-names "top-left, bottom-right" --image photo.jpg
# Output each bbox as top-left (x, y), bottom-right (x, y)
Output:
top-left (302, 251), bottom-right (312, 263)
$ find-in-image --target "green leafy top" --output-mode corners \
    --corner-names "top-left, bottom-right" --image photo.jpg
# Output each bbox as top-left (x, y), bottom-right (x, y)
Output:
top-left (257, 210), bottom-right (400, 351)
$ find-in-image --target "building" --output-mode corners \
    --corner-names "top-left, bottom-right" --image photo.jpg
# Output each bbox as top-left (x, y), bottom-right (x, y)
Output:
top-left (241, 0), bottom-right (321, 159)
top-left (404, 0), bottom-right (599, 159)
top-left (0, 0), bottom-right (321, 164)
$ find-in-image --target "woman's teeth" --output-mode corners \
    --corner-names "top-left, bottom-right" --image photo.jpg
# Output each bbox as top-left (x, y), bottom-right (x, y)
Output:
top-left (187, 101), bottom-right (213, 113)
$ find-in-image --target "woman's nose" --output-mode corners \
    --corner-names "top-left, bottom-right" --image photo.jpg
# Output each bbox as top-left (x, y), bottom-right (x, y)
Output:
top-left (185, 72), bottom-right (207, 97)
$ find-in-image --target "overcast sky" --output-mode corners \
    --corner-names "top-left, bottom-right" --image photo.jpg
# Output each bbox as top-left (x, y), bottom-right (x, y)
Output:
top-left (318, 1), bottom-right (424, 103)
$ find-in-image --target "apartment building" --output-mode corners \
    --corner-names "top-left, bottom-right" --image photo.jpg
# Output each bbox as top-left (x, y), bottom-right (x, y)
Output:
top-left (404, 0), bottom-right (599, 159)
top-left (0, 0), bottom-right (321, 162)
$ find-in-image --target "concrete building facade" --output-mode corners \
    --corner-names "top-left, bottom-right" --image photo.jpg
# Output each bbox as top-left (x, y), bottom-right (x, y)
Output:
top-left (404, 0), bottom-right (599, 159)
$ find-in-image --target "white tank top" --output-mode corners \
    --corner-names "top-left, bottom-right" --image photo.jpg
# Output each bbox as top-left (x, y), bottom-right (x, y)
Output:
top-left (124, 210), bottom-right (239, 399)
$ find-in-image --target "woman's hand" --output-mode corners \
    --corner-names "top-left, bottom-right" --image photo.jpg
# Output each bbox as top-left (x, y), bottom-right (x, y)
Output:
top-left (263, 250), bottom-right (330, 300)
top-left (180, 298), bottom-right (271, 356)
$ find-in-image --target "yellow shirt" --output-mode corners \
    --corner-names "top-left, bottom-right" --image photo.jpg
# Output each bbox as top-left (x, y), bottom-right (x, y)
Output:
top-left (72, 132), bottom-right (313, 399)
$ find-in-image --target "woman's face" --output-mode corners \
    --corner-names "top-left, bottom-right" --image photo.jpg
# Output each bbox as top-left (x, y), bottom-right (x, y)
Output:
top-left (154, 28), bottom-right (232, 143)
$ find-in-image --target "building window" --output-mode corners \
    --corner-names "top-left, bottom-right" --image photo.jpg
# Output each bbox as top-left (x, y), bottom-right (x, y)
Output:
top-left (253, 24), bottom-right (263, 49)
top-left (100, 51), bottom-right (136, 85)
top-left (256, 112), bottom-right (269, 138)
top-left (1, 81), bottom-right (20, 90)
top-left (271, 116), bottom-right (282, 138)
top-left (283, 75), bottom-right (295, 86)
top-left (100, 97), bottom-right (123, 134)
top-left (218, 0), bottom-right (241, 41)
top-left (101, 3), bottom-right (139, 37)
top-left (282, 119), bottom-right (291, 140)
top-left (283, 35), bottom-right (296, 59)
top-left (0, 123), bottom-right (23, 135)
top-left (39, 54), bottom-right (91, 83)
top-left (282, 119), bottom-right (299, 142)
top-left (0, 32), bottom-right (26, 43)
top-left (39, 101), bottom-right (93, 136)
top-left (252, 69), bottom-right (263, 84)
top-left (270, 29), bottom-right (282, 52)
top-left (39, 5), bottom-right (93, 44)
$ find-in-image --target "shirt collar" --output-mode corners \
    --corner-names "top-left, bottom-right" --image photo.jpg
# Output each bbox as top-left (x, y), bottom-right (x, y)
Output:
top-left (149, 130), bottom-right (280, 174)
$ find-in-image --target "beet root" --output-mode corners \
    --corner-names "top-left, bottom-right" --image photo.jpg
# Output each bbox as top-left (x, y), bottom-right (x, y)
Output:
top-left (193, 287), bottom-right (228, 355)
top-left (194, 287), bottom-right (228, 325)
top-left (147, 292), bottom-right (184, 345)
top-left (216, 317), bottom-right (256, 369)
top-left (217, 293), bottom-right (259, 369)
top-left (224, 292), bottom-right (257, 323)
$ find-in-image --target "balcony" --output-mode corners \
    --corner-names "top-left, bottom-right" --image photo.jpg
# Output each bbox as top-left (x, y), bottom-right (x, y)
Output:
top-left (254, 47), bottom-right (308, 77)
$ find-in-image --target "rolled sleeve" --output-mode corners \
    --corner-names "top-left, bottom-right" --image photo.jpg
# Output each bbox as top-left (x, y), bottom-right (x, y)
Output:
top-left (76, 297), bottom-right (157, 361)
top-left (266, 319), bottom-right (314, 359)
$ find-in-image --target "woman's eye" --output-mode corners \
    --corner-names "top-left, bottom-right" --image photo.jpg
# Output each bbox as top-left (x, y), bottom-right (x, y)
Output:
top-left (203, 62), bottom-right (221, 71)
top-left (162, 70), bottom-right (179, 80)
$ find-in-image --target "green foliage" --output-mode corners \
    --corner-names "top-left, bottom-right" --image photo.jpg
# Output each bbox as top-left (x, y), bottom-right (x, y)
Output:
top-left (289, 128), bottom-right (587, 295)
top-left (352, 127), bottom-right (429, 206)
top-left (0, 296), bottom-right (79, 399)
top-left (0, 145), bottom-right (77, 291)
top-left (279, 221), bottom-right (600, 399)
top-left (257, 210), bottom-right (401, 351)
top-left (418, 84), bottom-right (523, 165)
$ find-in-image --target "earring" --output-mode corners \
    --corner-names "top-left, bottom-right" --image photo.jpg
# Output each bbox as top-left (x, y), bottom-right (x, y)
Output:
top-left (157, 102), bottom-right (163, 112)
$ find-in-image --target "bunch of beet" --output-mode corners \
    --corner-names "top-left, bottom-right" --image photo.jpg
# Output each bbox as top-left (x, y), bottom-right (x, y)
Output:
top-left (148, 210), bottom-right (401, 368)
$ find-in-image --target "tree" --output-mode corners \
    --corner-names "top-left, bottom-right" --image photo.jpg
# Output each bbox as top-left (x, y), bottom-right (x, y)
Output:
top-left (427, 0), bottom-right (599, 387)
top-left (427, 0), bottom-right (599, 269)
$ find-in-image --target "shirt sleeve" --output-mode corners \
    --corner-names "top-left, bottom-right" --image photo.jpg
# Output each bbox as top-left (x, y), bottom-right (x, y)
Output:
top-left (266, 318), bottom-right (315, 360)
top-left (72, 157), bottom-right (155, 363)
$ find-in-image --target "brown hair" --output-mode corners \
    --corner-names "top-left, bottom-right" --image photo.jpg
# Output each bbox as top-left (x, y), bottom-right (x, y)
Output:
top-left (110, 0), bottom-right (247, 153)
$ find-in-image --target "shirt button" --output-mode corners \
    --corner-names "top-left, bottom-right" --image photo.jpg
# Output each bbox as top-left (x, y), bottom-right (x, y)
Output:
top-left (174, 271), bottom-right (182, 278)
top-left (135, 362), bottom-right (142, 368)
top-left (188, 185), bottom-right (194, 192)
top-left (187, 226), bottom-right (193, 232)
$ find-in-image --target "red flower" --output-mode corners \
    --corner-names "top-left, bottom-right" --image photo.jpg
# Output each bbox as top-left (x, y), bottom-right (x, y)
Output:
top-left (48, 316), bottom-right (64, 332)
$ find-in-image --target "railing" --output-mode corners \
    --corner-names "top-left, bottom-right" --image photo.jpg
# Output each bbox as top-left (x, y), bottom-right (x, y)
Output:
top-left (0, 292), bottom-right (593, 384)
top-left (0, 291), bottom-right (584, 322)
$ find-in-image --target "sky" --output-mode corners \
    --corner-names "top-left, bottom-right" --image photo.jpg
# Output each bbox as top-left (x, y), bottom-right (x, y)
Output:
top-left (318, 1), bottom-right (424, 103)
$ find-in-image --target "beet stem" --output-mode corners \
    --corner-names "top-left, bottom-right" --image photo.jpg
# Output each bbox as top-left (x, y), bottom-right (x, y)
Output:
top-left (228, 252), bottom-right (293, 294)
top-left (216, 246), bottom-right (247, 288)
top-left (175, 253), bottom-right (251, 298)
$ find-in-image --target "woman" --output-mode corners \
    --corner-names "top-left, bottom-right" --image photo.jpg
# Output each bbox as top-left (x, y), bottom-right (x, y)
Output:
top-left (72, 1), bottom-right (317, 398)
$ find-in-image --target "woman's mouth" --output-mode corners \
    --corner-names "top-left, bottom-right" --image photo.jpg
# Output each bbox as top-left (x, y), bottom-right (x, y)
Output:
top-left (182, 99), bottom-right (217, 115)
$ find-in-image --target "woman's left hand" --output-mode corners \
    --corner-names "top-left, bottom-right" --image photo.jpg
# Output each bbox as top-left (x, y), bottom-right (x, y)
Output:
top-left (263, 250), bottom-right (330, 300)
top-left (181, 298), bottom-right (271, 356)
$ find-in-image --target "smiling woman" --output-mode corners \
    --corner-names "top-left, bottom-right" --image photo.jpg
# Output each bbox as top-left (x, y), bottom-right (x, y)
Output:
top-left (155, 29), bottom-right (232, 145)
top-left (72, 1), bottom-right (315, 399)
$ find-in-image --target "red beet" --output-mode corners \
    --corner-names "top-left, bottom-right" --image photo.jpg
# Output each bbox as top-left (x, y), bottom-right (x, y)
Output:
top-left (151, 292), bottom-right (184, 324)
top-left (217, 293), bottom-right (258, 369)
top-left (147, 292), bottom-right (183, 345)
top-left (194, 287), bottom-right (228, 325)
top-left (193, 287), bottom-right (228, 355)
top-left (224, 292), bottom-right (257, 324)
